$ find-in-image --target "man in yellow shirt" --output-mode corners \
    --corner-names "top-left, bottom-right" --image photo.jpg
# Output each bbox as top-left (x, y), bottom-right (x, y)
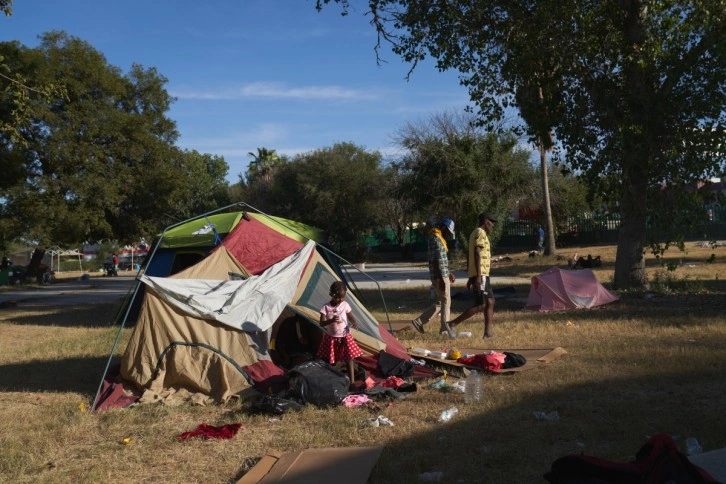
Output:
top-left (449, 212), bottom-right (496, 338)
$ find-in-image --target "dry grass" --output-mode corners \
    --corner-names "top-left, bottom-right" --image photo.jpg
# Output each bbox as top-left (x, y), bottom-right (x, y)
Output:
top-left (1, 243), bottom-right (725, 483)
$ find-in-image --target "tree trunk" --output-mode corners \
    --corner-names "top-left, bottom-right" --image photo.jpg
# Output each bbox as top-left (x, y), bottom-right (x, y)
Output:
top-left (538, 138), bottom-right (557, 256)
top-left (27, 248), bottom-right (47, 282)
top-left (613, 0), bottom-right (650, 290)
top-left (614, 157), bottom-right (649, 289)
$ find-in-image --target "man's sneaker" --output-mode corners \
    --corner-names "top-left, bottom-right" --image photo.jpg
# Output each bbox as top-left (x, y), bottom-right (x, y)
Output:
top-left (411, 318), bottom-right (425, 334)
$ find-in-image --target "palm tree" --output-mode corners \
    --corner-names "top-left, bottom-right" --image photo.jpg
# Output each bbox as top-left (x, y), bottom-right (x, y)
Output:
top-left (247, 147), bottom-right (280, 184)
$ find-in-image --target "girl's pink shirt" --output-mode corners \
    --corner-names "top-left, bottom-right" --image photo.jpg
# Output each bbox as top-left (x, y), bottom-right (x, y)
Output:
top-left (320, 301), bottom-right (352, 338)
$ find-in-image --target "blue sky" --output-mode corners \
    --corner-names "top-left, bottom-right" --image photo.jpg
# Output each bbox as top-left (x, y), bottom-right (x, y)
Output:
top-left (2, 1), bottom-right (475, 182)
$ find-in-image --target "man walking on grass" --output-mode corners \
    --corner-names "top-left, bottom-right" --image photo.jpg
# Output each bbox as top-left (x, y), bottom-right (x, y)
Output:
top-left (411, 217), bottom-right (456, 339)
top-left (449, 212), bottom-right (497, 338)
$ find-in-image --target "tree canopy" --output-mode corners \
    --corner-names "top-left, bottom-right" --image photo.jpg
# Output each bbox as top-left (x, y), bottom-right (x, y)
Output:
top-left (0, 32), bottom-right (229, 249)
top-left (393, 111), bottom-right (535, 242)
top-left (316, 0), bottom-right (726, 288)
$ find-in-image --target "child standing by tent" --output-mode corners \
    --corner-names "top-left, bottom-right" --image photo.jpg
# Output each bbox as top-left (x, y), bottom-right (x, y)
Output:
top-left (318, 281), bottom-right (362, 387)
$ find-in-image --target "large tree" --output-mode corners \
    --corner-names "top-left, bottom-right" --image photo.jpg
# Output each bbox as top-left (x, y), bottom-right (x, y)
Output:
top-left (394, 111), bottom-right (534, 243)
top-left (316, 0), bottom-right (726, 289)
top-left (259, 142), bottom-right (387, 258)
top-left (0, 32), bottom-right (229, 248)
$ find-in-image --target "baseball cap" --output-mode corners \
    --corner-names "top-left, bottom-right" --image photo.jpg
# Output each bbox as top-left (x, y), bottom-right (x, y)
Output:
top-left (441, 217), bottom-right (455, 237)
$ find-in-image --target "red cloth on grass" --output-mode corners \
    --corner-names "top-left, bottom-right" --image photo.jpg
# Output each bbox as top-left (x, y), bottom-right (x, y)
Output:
top-left (177, 423), bottom-right (242, 441)
top-left (381, 376), bottom-right (405, 389)
top-left (457, 353), bottom-right (504, 372)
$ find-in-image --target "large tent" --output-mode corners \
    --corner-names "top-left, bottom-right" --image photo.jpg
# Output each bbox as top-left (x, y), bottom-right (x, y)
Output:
top-left (97, 211), bottom-right (420, 408)
top-left (525, 267), bottom-right (619, 312)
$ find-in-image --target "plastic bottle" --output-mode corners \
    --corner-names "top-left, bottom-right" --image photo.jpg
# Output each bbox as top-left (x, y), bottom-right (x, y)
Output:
top-left (465, 370), bottom-right (482, 403)
top-left (458, 331), bottom-right (472, 338)
top-left (686, 437), bottom-right (702, 455)
top-left (438, 406), bottom-right (459, 422)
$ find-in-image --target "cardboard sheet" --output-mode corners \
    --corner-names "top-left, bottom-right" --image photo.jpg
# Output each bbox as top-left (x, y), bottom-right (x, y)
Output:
top-left (409, 347), bottom-right (567, 373)
top-left (237, 446), bottom-right (384, 484)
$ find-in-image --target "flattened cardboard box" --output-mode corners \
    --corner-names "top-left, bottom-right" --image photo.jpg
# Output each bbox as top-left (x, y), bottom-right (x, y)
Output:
top-left (238, 446), bottom-right (384, 484)
top-left (408, 347), bottom-right (567, 373)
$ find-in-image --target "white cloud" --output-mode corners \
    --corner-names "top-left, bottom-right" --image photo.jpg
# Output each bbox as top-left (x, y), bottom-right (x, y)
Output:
top-left (171, 82), bottom-right (377, 101)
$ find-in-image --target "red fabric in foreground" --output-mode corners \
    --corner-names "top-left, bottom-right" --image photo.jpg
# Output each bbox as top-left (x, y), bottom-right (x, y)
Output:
top-left (177, 423), bottom-right (242, 441)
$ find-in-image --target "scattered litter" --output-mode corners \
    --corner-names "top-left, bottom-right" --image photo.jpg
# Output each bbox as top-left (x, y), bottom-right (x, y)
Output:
top-left (121, 437), bottom-right (133, 445)
top-left (566, 321), bottom-right (577, 327)
top-left (447, 349), bottom-right (461, 360)
top-left (458, 331), bottom-right (472, 338)
top-left (685, 437), bottom-right (702, 455)
top-left (398, 305), bottom-right (408, 309)
top-left (362, 415), bottom-right (394, 427)
top-left (78, 402), bottom-right (87, 413)
top-left (411, 358), bottom-right (426, 366)
top-left (438, 406), bottom-right (459, 422)
top-left (412, 347), bottom-right (430, 356)
top-left (419, 471), bottom-right (444, 481)
top-left (449, 380), bottom-right (466, 394)
top-left (534, 410), bottom-right (560, 422)
top-left (427, 379), bottom-right (449, 390)
top-left (268, 418), bottom-right (280, 423)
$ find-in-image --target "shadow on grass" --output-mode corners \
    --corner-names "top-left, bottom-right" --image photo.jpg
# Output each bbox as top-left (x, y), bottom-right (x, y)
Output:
top-left (367, 283), bottom-right (726, 328)
top-left (0, 355), bottom-right (119, 396)
top-left (367, 360), bottom-right (726, 483)
top-left (0, 301), bottom-right (124, 327)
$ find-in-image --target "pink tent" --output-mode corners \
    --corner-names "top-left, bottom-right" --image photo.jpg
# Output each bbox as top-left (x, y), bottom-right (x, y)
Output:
top-left (525, 267), bottom-right (619, 312)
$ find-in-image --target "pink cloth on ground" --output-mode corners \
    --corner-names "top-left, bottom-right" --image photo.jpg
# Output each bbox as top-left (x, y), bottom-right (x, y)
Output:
top-left (342, 394), bottom-right (371, 408)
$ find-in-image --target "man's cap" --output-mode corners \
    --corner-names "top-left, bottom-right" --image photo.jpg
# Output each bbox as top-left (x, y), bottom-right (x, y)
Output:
top-left (479, 212), bottom-right (497, 224)
top-left (440, 217), bottom-right (455, 237)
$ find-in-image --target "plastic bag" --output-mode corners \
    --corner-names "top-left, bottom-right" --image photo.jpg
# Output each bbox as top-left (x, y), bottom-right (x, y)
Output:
top-left (251, 395), bottom-right (303, 415)
top-left (287, 360), bottom-right (349, 407)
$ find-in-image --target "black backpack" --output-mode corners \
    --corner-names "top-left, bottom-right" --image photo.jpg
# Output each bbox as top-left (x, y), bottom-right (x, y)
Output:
top-left (286, 360), bottom-right (349, 407)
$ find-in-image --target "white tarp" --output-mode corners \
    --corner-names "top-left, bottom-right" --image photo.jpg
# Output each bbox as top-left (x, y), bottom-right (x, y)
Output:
top-left (139, 240), bottom-right (315, 332)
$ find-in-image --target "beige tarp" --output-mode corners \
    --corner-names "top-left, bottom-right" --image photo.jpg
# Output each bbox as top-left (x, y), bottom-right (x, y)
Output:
top-left (121, 246), bottom-right (261, 403)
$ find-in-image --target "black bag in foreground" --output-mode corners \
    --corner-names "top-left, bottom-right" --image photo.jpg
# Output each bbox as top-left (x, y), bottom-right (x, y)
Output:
top-left (287, 360), bottom-right (349, 407)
